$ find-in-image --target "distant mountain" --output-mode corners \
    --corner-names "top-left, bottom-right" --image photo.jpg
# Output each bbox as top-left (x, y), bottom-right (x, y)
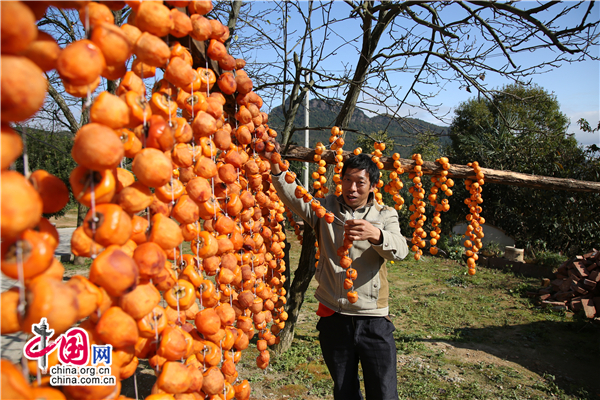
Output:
top-left (267, 98), bottom-right (449, 157)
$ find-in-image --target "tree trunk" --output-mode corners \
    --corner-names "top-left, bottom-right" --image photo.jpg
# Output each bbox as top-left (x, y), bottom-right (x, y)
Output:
top-left (272, 225), bottom-right (317, 354)
top-left (283, 144), bottom-right (600, 193)
top-left (73, 202), bottom-right (89, 265)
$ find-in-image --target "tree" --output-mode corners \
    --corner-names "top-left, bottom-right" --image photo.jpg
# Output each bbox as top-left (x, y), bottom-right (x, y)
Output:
top-left (448, 84), bottom-right (600, 254)
top-left (225, 1), bottom-right (600, 352)
top-left (13, 126), bottom-right (77, 219)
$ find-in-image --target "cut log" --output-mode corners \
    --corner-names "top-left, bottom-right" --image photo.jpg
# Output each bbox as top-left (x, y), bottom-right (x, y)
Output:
top-left (282, 144), bottom-right (600, 193)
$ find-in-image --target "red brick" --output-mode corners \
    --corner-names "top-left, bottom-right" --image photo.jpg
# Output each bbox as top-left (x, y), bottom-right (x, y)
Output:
top-left (582, 279), bottom-right (597, 290)
top-left (593, 297), bottom-right (600, 311)
top-left (581, 298), bottom-right (597, 319)
top-left (571, 283), bottom-right (588, 295)
top-left (539, 293), bottom-right (551, 301)
top-left (572, 261), bottom-right (589, 278)
top-left (587, 262), bottom-right (598, 272)
top-left (570, 299), bottom-right (583, 312)
top-left (589, 270), bottom-right (600, 283)
top-left (554, 291), bottom-right (575, 301)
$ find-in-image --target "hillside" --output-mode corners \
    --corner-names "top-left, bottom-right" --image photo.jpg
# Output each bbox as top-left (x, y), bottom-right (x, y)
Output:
top-left (267, 98), bottom-right (449, 157)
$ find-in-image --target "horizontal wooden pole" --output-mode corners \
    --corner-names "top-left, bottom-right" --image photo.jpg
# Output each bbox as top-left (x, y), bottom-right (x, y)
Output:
top-left (283, 144), bottom-right (600, 193)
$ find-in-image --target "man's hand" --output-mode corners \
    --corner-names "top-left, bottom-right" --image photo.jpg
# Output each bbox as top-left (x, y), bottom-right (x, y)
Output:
top-left (258, 138), bottom-right (282, 174)
top-left (344, 219), bottom-right (383, 245)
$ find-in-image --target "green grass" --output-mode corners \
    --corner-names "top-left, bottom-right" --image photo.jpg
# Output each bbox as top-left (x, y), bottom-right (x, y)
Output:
top-left (236, 247), bottom-right (599, 400)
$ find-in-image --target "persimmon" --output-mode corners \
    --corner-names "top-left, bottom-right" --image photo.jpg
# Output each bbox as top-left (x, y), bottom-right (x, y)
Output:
top-left (83, 203), bottom-right (132, 247)
top-left (1, 171), bottom-right (43, 240)
top-left (1, 56), bottom-right (47, 123)
top-left (78, 1), bottom-right (114, 28)
top-left (132, 242), bottom-right (167, 282)
top-left (164, 280), bottom-right (195, 310)
top-left (89, 91), bottom-right (130, 129)
top-left (171, 144), bottom-right (192, 169)
top-left (157, 325), bottom-right (188, 361)
top-left (150, 195), bottom-right (174, 218)
top-left (134, 32), bottom-right (171, 68)
top-left (72, 123), bottom-right (124, 171)
top-left (22, 30), bottom-right (61, 73)
top-left (132, 148), bottom-right (172, 188)
top-left (0, 124), bottom-right (23, 171)
top-left (172, 117), bottom-right (193, 143)
top-left (57, 39), bottom-right (105, 86)
top-left (157, 361), bottom-right (191, 394)
top-left (154, 261), bottom-right (177, 292)
top-left (130, 215), bottom-right (149, 245)
top-left (155, 179), bottom-right (185, 203)
top-left (147, 92), bottom-right (175, 121)
top-left (191, 230), bottom-right (218, 259)
top-left (1, 1), bottom-right (37, 55)
top-left (120, 280), bottom-right (161, 319)
top-left (20, 275), bottom-right (79, 336)
top-left (165, 57), bottom-right (195, 89)
top-left (89, 245), bottom-right (139, 297)
top-left (170, 8), bottom-right (193, 38)
top-left (216, 72), bottom-right (238, 95)
top-left (148, 213), bottom-right (184, 251)
top-left (26, 170), bottom-right (69, 215)
top-left (191, 111), bottom-right (217, 138)
top-left (186, 177), bottom-right (213, 205)
top-left (96, 306), bottom-right (139, 348)
top-left (233, 379), bottom-right (251, 400)
top-left (70, 225), bottom-right (103, 258)
top-left (116, 181), bottom-right (153, 214)
top-left (112, 168), bottom-right (134, 193)
top-left (235, 72), bottom-right (253, 95)
top-left (70, 166), bottom-right (116, 207)
top-left (90, 22), bottom-right (132, 67)
top-left (138, 305), bottom-right (168, 338)
top-left (0, 288), bottom-right (20, 334)
top-left (135, 1), bottom-right (173, 37)
top-left (0, 359), bottom-right (34, 400)
top-left (117, 70), bottom-right (146, 96)
top-left (65, 275), bottom-right (103, 321)
top-left (189, 14), bottom-right (212, 41)
top-left (172, 194), bottom-right (200, 224)
top-left (145, 115), bottom-right (175, 151)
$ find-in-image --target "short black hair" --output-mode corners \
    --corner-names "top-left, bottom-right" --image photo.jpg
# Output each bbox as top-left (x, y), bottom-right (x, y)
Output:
top-left (341, 153), bottom-right (379, 187)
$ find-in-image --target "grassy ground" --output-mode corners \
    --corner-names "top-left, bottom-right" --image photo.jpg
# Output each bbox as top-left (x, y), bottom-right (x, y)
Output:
top-left (57, 212), bottom-right (599, 399)
top-left (226, 238), bottom-right (600, 400)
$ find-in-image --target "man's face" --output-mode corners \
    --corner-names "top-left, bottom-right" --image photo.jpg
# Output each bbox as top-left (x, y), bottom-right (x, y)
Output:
top-left (341, 168), bottom-right (375, 210)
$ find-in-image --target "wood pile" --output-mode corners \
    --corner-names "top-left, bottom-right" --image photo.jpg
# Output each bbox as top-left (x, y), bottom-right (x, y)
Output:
top-left (528, 249), bottom-right (600, 319)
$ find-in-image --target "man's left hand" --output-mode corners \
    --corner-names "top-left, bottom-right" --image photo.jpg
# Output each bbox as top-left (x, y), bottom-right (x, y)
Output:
top-left (344, 219), bottom-right (383, 245)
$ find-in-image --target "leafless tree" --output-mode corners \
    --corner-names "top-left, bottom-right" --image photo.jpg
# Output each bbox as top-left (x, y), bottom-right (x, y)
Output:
top-left (222, 0), bottom-right (599, 352)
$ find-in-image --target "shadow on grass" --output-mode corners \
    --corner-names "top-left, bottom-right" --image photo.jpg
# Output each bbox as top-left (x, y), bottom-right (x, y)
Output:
top-left (396, 318), bottom-right (600, 398)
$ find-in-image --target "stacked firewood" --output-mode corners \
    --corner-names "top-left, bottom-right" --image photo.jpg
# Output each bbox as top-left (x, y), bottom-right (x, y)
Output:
top-left (530, 250), bottom-right (599, 319)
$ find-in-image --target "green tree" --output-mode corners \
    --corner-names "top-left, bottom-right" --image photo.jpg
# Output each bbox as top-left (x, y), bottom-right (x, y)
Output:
top-left (448, 84), bottom-right (600, 255)
top-left (13, 127), bottom-right (77, 219)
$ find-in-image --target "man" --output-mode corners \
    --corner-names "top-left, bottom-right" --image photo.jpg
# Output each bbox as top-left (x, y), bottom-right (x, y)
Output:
top-left (268, 148), bottom-right (409, 400)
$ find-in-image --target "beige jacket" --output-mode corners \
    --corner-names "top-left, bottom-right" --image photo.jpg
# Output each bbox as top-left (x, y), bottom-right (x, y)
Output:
top-left (272, 172), bottom-right (409, 317)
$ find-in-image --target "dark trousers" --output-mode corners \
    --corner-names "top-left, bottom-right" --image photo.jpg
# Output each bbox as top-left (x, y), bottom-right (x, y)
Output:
top-left (317, 313), bottom-right (399, 400)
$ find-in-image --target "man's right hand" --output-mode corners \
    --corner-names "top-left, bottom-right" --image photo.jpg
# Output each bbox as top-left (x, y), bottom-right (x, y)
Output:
top-left (258, 137), bottom-right (282, 174)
